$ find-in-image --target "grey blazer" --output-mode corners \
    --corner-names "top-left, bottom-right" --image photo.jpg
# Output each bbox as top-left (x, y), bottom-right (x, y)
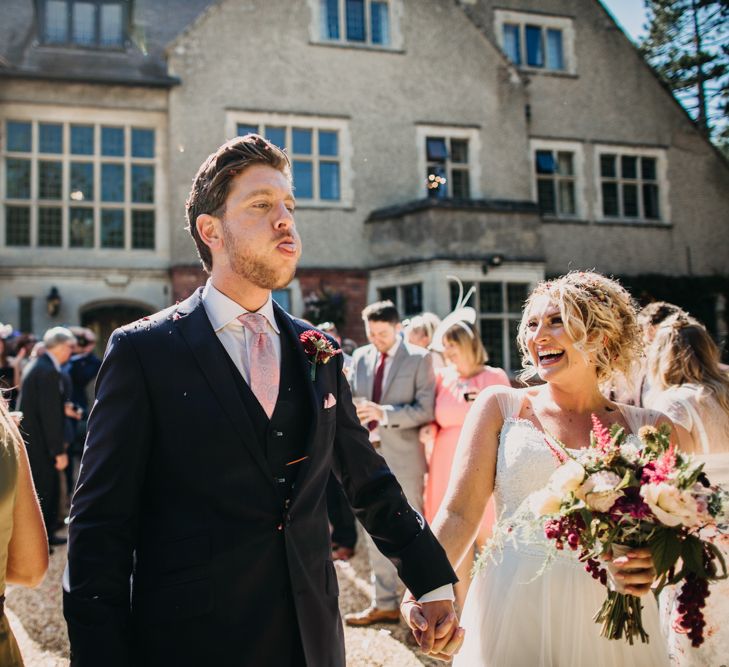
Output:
top-left (350, 341), bottom-right (435, 478)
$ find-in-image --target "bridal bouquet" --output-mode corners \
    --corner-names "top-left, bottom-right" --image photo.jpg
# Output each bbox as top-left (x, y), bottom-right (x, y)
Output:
top-left (526, 417), bottom-right (728, 646)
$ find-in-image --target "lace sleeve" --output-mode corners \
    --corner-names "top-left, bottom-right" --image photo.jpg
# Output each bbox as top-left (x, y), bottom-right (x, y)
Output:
top-left (652, 395), bottom-right (693, 432)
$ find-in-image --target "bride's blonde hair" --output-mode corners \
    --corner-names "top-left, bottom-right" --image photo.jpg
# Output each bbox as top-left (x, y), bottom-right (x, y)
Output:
top-left (648, 315), bottom-right (729, 416)
top-left (0, 397), bottom-right (21, 453)
top-left (516, 271), bottom-right (641, 383)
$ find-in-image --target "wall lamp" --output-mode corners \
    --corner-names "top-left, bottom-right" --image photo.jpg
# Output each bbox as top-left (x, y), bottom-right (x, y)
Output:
top-left (47, 286), bottom-right (62, 317)
top-left (481, 254), bottom-right (505, 274)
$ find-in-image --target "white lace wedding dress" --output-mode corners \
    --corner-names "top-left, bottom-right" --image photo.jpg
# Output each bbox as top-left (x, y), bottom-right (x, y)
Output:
top-left (454, 391), bottom-right (669, 666)
top-left (649, 385), bottom-right (729, 667)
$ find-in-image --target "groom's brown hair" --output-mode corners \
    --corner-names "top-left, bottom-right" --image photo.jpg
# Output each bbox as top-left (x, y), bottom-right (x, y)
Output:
top-left (185, 134), bottom-right (291, 272)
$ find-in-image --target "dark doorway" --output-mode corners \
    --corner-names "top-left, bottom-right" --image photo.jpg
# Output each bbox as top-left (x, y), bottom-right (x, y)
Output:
top-left (81, 303), bottom-right (152, 356)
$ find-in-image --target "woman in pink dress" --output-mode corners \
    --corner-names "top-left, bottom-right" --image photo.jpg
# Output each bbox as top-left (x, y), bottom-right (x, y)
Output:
top-left (422, 322), bottom-right (510, 609)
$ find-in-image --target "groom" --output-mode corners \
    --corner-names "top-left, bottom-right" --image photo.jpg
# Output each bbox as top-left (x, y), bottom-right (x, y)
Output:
top-left (63, 134), bottom-right (459, 666)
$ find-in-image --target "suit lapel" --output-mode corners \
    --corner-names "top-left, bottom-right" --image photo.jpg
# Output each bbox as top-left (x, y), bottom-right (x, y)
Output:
top-left (175, 289), bottom-right (275, 490)
top-left (381, 342), bottom-right (407, 401)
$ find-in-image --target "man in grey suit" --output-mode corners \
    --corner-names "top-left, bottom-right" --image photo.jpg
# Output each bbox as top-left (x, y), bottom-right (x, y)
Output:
top-left (345, 301), bottom-right (437, 626)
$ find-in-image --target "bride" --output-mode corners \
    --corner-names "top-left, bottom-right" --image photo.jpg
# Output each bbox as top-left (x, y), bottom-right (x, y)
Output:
top-left (403, 272), bottom-right (672, 665)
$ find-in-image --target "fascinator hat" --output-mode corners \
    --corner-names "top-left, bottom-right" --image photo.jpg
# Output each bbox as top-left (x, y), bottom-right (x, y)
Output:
top-left (429, 276), bottom-right (476, 353)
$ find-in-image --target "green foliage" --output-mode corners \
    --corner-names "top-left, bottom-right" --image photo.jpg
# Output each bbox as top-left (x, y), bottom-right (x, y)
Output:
top-left (650, 527), bottom-right (682, 575)
top-left (640, 0), bottom-right (729, 146)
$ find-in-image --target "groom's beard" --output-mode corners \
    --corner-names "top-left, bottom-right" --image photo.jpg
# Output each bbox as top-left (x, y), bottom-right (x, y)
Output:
top-left (222, 225), bottom-right (299, 291)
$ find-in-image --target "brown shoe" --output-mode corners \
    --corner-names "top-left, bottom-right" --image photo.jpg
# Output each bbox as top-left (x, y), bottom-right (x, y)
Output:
top-left (344, 605), bottom-right (400, 626)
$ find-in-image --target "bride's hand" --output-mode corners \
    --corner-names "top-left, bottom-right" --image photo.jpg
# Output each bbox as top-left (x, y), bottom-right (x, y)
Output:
top-left (401, 591), bottom-right (465, 661)
top-left (604, 547), bottom-right (655, 596)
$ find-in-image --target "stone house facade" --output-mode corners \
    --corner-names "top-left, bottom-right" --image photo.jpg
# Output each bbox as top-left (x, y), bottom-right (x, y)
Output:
top-left (1, 0), bottom-right (727, 372)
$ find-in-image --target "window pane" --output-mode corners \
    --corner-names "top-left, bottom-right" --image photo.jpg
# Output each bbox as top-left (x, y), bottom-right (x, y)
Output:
top-left (641, 157), bottom-right (657, 180)
top-left (101, 209), bottom-right (124, 248)
top-left (450, 281), bottom-right (476, 310)
top-left (321, 0), bottom-right (339, 39)
top-left (38, 208), bottom-right (62, 247)
top-left (6, 159), bottom-right (31, 199)
top-left (623, 183), bottom-right (638, 217)
top-left (72, 2), bottom-right (96, 45)
top-left (71, 125), bottom-right (94, 155)
top-left (371, 1), bottom-right (390, 45)
top-left (451, 169), bottom-right (470, 199)
top-left (479, 283), bottom-right (503, 313)
top-left (131, 165), bottom-right (154, 203)
top-left (5, 206), bottom-right (31, 246)
top-left (346, 0), bottom-right (366, 42)
top-left (621, 155), bottom-right (637, 179)
top-left (508, 319), bottom-right (522, 372)
top-left (70, 162), bottom-right (94, 201)
top-left (69, 207), bottom-right (94, 247)
top-left (7, 121), bottom-right (32, 152)
top-left (100, 3), bottom-right (123, 47)
top-left (546, 29), bottom-right (564, 70)
top-left (131, 128), bottom-right (155, 158)
top-left (502, 23), bottom-right (521, 65)
top-left (600, 154), bottom-right (616, 178)
top-left (480, 319), bottom-right (504, 369)
top-left (293, 161), bottom-right (313, 198)
top-left (272, 289), bottom-right (291, 311)
top-left (39, 123), bottom-right (63, 153)
top-left (132, 210), bottom-right (155, 249)
top-left (402, 283), bottom-right (423, 317)
top-left (507, 283), bottom-right (529, 314)
top-left (292, 128), bottom-right (312, 155)
top-left (537, 178), bottom-right (556, 214)
top-left (101, 163), bottom-right (124, 201)
top-left (525, 25), bottom-right (544, 67)
top-left (378, 286), bottom-right (398, 307)
top-left (643, 183), bottom-right (660, 219)
top-left (536, 150), bottom-right (555, 174)
top-left (319, 130), bottom-right (338, 156)
top-left (426, 165), bottom-right (447, 198)
top-left (602, 182), bottom-right (619, 216)
top-left (556, 152), bottom-right (573, 175)
top-left (39, 161), bottom-right (62, 199)
top-left (237, 124), bottom-right (258, 136)
top-left (45, 0), bottom-right (68, 43)
top-left (558, 180), bottom-right (576, 215)
top-left (319, 162), bottom-right (340, 200)
top-left (450, 139), bottom-right (468, 164)
top-left (426, 137), bottom-right (447, 161)
top-left (265, 126), bottom-right (286, 150)
top-left (101, 127), bottom-right (124, 156)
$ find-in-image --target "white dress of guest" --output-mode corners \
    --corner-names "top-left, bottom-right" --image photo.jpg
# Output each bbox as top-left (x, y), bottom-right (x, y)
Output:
top-left (648, 384), bottom-right (729, 667)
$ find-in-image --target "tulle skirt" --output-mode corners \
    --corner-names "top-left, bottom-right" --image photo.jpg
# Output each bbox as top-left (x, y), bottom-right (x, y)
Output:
top-left (455, 545), bottom-right (669, 667)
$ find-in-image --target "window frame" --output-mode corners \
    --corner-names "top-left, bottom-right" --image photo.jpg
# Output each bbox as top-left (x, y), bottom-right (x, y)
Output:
top-left (226, 111), bottom-right (353, 209)
top-left (311, 0), bottom-right (403, 51)
top-left (1, 106), bottom-right (166, 254)
top-left (594, 144), bottom-right (669, 224)
top-left (40, 0), bottom-right (128, 50)
top-left (416, 125), bottom-right (481, 200)
top-left (529, 139), bottom-right (584, 220)
top-left (494, 10), bottom-right (575, 75)
top-left (376, 282), bottom-right (423, 318)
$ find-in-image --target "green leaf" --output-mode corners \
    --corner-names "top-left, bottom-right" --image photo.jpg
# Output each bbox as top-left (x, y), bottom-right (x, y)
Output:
top-left (650, 528), bottom-right (681, 575)
top-left (681, 535), bottom-right (706, 576)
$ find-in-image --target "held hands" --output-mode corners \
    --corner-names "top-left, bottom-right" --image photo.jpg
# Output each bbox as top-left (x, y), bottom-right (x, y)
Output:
top-left (604, 547), bottom-right (656, 596)
top-left (401, 592), bottom-right (465, 662)
top-left (355, 400), bottom-right (384, 424)
top-left (419, 423), bottom-right (436, 446)
top-left (55, 453), bottom-right (69, 471)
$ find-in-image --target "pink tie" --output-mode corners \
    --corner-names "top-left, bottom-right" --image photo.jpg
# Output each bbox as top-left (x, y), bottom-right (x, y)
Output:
top-left (238, 312), bottom-right (280, 418)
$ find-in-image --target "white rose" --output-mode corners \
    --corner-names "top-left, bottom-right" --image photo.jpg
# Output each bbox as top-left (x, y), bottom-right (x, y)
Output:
top-left (640, 482), bottom-right (700, 527)
top-left (576, 471), bottom-right (624, 513)
top-left (529, 488), bottom-right (562, 517)
top-left (619, 439), bottom-right (641, 463)
top-left (549, 459), bottom-right (586, 494)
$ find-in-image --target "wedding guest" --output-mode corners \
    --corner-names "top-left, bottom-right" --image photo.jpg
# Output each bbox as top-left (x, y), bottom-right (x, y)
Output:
top-left (0, 326), bottom-right (15, 407)
top-left (0, 398), bottom-right (49, 666)
top-left (422, 320), bottom-right (509, 610)
top-left (405, 312), bottom-right (444, 369)
top-left (403, 271), bottom-right (674, 664)
top-left (644, 315), bottom-right (729, 665)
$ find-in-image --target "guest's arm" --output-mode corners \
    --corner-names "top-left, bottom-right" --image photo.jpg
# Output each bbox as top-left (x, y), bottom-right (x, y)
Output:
top-left (380, 353), bottom-right (436, 429)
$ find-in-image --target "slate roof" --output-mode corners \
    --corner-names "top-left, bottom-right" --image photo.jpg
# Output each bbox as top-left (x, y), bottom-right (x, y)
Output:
top-left (0, 0), bottom-right (216, 86)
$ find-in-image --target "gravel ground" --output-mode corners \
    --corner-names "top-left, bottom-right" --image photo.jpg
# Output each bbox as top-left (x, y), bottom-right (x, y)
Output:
top-left (6, 533), bottom-right (443, 666)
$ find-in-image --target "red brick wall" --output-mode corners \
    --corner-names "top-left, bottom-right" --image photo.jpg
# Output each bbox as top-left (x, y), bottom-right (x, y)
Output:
top-left (170, 265), bottom-right (207, 302)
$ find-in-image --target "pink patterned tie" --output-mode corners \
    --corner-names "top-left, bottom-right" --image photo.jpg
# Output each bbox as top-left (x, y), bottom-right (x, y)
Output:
top-left (238, 312), bottom-right (280, 418)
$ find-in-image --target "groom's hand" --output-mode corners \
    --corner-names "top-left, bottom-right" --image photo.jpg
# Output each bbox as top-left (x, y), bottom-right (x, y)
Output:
top-left (402, 595), bottom-right (464, 661)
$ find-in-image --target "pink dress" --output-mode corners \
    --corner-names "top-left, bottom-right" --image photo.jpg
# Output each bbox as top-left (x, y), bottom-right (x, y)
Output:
top-left (424, 365), bottom-right (510, 524)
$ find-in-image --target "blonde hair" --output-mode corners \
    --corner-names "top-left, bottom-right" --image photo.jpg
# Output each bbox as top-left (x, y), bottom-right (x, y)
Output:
top-left (648, 315), bottom-right (729, 415)
top-left (405, 312), bottom-right (441, 345)
top-left (443, 322), bottom-right (487, 367)
top-left (0, 399), bottom-right (21, 453)
top-left (517, 271), bottom-right (641, 383)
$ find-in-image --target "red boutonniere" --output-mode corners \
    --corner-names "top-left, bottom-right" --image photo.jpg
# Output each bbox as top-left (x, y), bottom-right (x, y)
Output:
top-left (299, 329), bottom-right (341, 381)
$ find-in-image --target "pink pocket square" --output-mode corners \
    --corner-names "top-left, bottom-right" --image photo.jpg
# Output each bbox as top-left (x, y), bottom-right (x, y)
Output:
top-left (323, 393), bottom-right (337, 409)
